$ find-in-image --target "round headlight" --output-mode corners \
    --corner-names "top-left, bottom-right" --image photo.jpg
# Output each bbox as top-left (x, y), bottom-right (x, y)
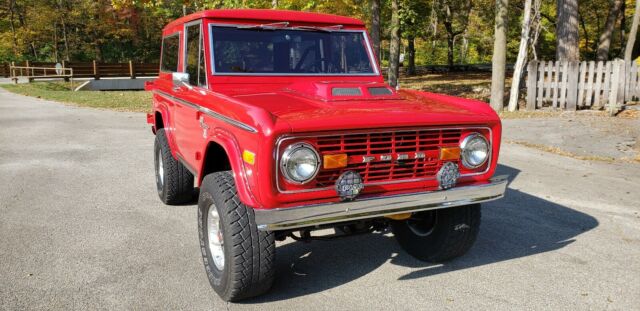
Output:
top-left (460, 133), bottom-right (489, 169)
top-left (280, 142), bottom-right (320, 184)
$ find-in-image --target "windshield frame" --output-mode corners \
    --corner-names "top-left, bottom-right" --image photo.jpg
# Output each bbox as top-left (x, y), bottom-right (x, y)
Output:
top-left (208, 24), bottom-right (380, 76)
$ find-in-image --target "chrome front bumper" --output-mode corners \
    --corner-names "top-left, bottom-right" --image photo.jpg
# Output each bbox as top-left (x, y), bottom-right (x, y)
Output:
top-left (255, 176), bottom-right (509, 231)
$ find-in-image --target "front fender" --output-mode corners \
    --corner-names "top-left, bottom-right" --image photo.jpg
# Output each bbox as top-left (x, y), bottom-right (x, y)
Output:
top-left (199, 128), bottom-right (261, 208)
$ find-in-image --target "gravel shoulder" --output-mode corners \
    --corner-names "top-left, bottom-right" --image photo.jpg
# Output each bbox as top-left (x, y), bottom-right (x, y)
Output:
top-left (1, 88), bottom-right (639, 310)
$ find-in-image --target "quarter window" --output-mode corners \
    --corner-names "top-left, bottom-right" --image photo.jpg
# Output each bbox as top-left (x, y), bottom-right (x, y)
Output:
top-left (185, 23), bottom-right (206, 86)
top-left (160, 34), bottom-right (179, 72)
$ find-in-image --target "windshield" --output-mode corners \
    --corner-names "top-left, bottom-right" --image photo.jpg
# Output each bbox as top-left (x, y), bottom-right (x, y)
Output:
top-left (210, 26), bottom-right (376, 75)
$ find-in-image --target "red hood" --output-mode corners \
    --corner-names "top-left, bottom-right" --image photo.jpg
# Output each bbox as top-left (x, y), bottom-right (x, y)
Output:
top-left (213, 82), bottom-right (499, 133)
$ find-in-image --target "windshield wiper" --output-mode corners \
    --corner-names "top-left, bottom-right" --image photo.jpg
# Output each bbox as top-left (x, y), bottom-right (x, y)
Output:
top-left (290, 25), bottom-right (344, 32)
top-left (237, 22), bottom-right (290, 30)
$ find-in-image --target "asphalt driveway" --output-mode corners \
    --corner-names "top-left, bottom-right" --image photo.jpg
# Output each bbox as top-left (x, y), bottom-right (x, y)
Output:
top-left (1, 88), bottom-right (639, 310)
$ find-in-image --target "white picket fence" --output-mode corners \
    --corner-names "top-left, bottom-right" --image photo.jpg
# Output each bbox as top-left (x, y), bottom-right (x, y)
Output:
top-left (526, 59), bottom-right (640, 112)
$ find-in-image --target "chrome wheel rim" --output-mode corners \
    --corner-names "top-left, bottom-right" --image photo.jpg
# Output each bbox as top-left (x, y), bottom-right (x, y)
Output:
top-left (207, 205), bottom-right (225, 270)
top-left (156, 150), bottom-right (164, 187)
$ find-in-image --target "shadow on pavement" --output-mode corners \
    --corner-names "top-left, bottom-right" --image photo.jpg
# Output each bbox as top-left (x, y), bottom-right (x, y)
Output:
top-left (241, 164), bottom-right (599, 303)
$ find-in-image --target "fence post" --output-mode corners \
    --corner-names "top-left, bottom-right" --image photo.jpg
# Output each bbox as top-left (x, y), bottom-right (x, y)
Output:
top-left (93, 60), bottom-right (100, 80)
top-left (25, 60), bottom-right (34, 82)
top-left (566, 62), bottom-right (579, 110)
top-left (11, 61), bottom-right (17, 84)
top-left (526, 60), bottom-right (538, 110)
top-left (617, 60), bottom-right (626, 110)
top-left (608, 59), bottom-right (624, 116)
top-left (62, 60), bottom-right (70, 82)
top-left (129, 60), bottom-right (136, 79)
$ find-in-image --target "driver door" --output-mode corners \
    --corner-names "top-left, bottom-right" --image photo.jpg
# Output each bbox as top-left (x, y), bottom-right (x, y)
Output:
top-left (172, 20), bottom-right (208, 172)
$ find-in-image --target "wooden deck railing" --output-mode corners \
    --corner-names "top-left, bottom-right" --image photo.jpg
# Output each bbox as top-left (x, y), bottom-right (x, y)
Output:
top-left (2, 61), bottom-right (159, 80)
top-left (10, 66), bottom-right (73, 84)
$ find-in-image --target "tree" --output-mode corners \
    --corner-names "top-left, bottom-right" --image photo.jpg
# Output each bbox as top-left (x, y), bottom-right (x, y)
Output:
top-left (388, 0), bottom-right (401, 88)
top-left (400, 0), bottom-right (429, 75)
top-left (490, 0), bottom-right (508, 111)
top-left (370, 0), bottom-right (381, 60)
top-left (436, 0), bottom-right (472, 67)
top-left (507, 0), bottom-right (533, 112)
top-left (596, 0), bottom-right (623, 61)
top-left (556, 0), bottom-right (580, 61)
top-left (625, 0), bottom-right (640, 64)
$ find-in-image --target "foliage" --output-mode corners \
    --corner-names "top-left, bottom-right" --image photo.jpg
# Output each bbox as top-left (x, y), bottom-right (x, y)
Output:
top-left (0, 0), bottom-right (637, 64)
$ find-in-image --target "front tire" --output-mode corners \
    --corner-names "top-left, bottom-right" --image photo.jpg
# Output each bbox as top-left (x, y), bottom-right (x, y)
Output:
top-left (154, 129), bottom-right (194, 205)
top-left (392, 204), bottom-right (481, 262)
top-left (198, 171), bottom-right (275, 302)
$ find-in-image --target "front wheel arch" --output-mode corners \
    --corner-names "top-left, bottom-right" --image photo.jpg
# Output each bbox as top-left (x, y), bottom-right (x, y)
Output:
top-left (198, 134), bottom-right (260, 208)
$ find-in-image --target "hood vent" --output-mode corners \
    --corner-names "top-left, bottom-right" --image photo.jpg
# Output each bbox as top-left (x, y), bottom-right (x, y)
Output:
top-left (368, 87), bottom-right (393, 96)
top-left (332, 87), bottom-right (362, 96)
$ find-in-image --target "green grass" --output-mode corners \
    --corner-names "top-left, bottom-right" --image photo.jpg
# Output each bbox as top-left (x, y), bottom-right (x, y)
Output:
top-left (1, 81), bottom-right (152, 113)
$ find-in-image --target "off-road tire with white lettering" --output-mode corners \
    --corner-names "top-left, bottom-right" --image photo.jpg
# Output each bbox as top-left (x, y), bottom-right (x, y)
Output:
top-left (154, 128), bottom-right (194, 204)
top-left (392, 204), bottom-right (481, 262)
top-left (198, 171), bottom-right (276, 302)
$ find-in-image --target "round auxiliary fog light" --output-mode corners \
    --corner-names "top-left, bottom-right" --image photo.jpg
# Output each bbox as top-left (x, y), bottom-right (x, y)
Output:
top-left (437, 162), bottom-right (460, 190)
top-left (335, 171), bottom-right (364, 201)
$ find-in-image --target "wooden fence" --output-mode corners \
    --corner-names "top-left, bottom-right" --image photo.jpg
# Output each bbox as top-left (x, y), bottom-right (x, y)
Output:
top-left (3, 61), bottom-right (158, 79)
top-left (526, 59), bottom-right (639, 112)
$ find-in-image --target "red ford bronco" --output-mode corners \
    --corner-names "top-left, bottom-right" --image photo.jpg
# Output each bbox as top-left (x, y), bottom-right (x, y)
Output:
top-left (146, 9), bottom-right (507, 301)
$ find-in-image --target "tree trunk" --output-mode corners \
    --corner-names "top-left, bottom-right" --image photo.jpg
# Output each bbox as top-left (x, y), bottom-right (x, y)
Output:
top-left (491, 0), bottom-right (509, 111)
top-left (620, 0), bottom-right (626, 57)
top-left (272, 0), bottom-right (278, 8)
top-left (579, 12), bottom-right (590, 57)
top-left (370, 0), bottom-right (381, 61)
top-left (460, 32), bottom-right (469, 64)
top-left (53, 22), bottom-right (59, 63)
top-left (531, 0), bottom-right (543, 60)
top-left (30, 42), bottom-right (38, 59)
top-left (8, 0), bottom-right (18, 55)
top-left (407, 36), bottom-right (416, 75)
top-left (60, 17), bottom-right (70, 61)
top-left (556, 0), bottom-right (580, 61)
top-left (508, 0), bottom-right (533, 112)
top-left (625, 0), bottom-right (640, 63)
top-left (446, 32), bottom-right (455, 67)
top-left (442, 5), bottom-right (457, 68)
top-left (596, 0), bottom-right (623, 61)
top-left (388, 0), bottom-right (401, 88)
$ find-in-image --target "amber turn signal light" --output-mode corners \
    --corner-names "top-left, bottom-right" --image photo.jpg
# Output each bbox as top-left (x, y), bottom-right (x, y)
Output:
top-left (440, 147), bottom-right (461, 161)
top-left (242, 150), bottom-right (256, 165)
top-left (323, 154), bottom-right (348, 169)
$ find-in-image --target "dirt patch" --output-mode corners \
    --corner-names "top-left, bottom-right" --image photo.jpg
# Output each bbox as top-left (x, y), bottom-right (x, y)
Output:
top-left (503, 112), bottom-right (640, 162)
top-left (399, 72), bottom-right (506, 102)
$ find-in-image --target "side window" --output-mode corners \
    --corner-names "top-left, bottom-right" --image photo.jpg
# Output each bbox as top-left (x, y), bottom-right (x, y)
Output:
top-left (198, 35), bottom-right (206, 86)
top-left (160, 34), bottom-right (179, 72)
top-left (185, 23), bottom-right (206, 86)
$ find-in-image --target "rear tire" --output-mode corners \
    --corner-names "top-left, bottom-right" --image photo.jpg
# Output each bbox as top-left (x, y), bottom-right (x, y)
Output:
top-left (392, 204), bottom-right (481, 262)
top-left (198, 171), bottom-right (275, 302)
top-left (154, 129), bottom-right (194, 204)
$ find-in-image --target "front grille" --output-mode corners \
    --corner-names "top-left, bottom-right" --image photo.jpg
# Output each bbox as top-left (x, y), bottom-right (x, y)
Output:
top-left (314, 129), bottom-right (462, 186)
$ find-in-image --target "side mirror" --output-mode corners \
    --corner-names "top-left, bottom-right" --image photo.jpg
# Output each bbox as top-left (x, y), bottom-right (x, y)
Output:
top-left (172, 72), bottom-right (191, 90)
